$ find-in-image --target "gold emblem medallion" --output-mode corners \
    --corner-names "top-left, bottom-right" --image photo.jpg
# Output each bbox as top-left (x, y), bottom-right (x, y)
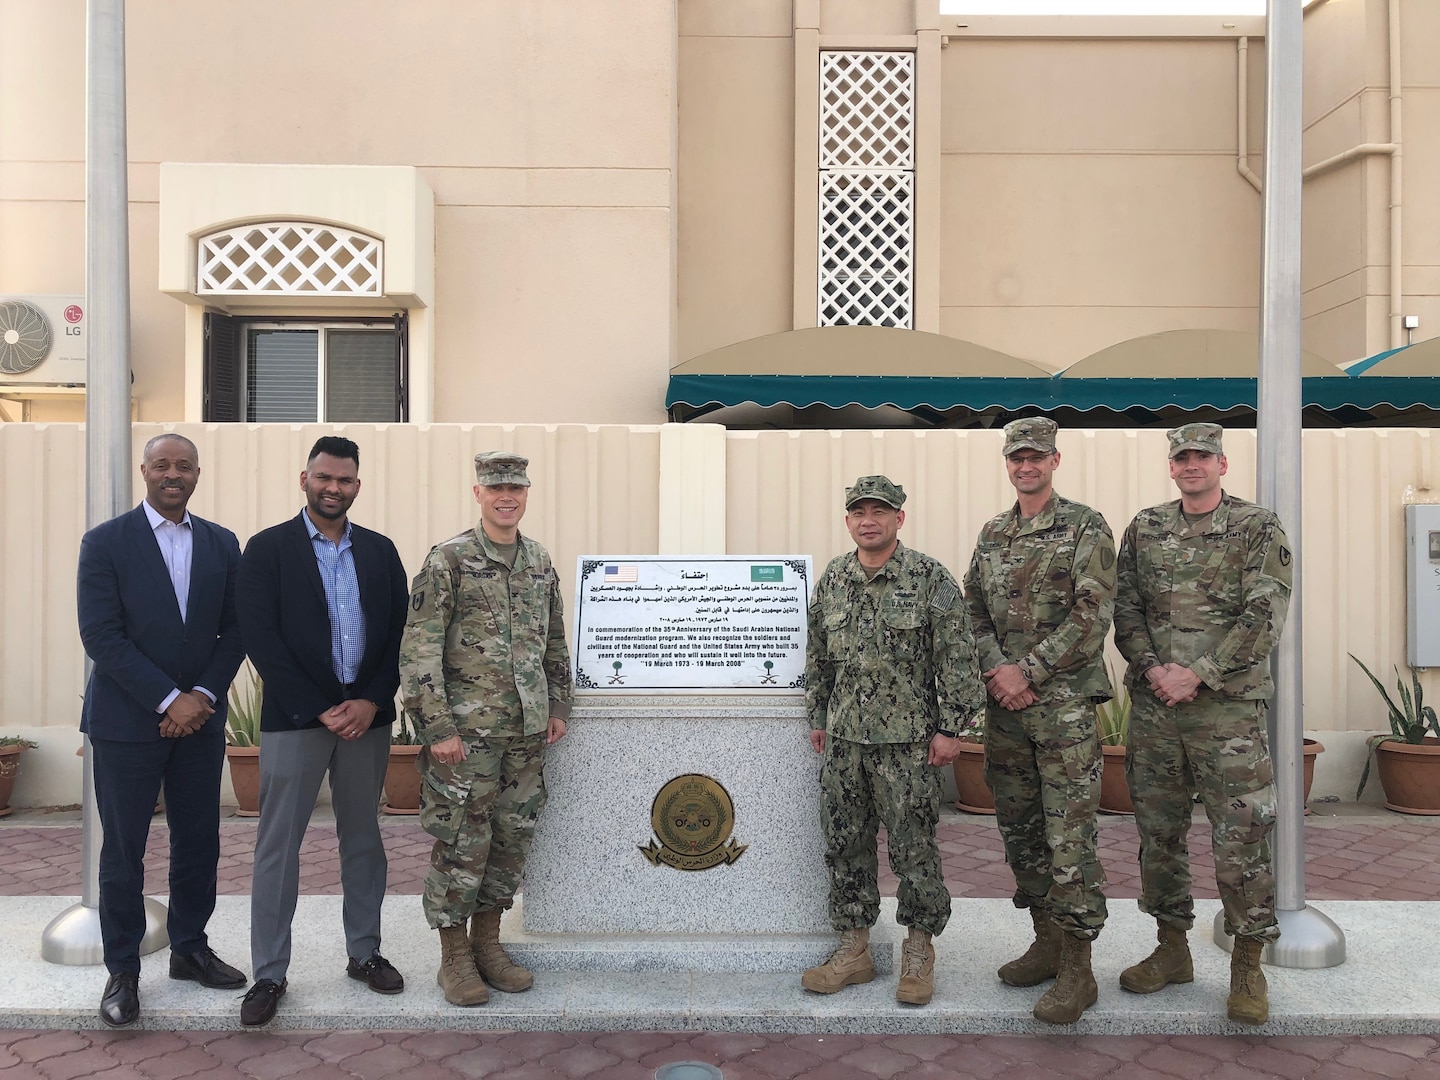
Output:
top-left (639, 773), bottom-right (748, 871)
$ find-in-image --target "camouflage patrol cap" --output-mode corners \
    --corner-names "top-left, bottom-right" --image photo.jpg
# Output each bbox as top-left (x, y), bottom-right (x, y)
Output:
top-left (844, 475), bottom-right (906, 510)
top-left (1002, 417), bottom-right (1058, 456)
top-left (1167, 423), bottom-right (1224, 458)
top-left (474, 451), bottom-right (531, 487)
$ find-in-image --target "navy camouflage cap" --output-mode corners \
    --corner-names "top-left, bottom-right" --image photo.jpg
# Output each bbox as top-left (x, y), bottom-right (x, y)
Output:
top-left (1002, 417), bottom-right (1058, 456)
top-left (474, 451), bottom-right (531, 487)
top-left (845, 475), bottom-right (906, 510)
top-left (1166, 423), bottom-right (1224, 458)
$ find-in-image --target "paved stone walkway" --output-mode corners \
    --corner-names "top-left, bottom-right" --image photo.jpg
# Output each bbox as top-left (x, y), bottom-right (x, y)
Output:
top-left (4, 803), bottom-right (1438, 1077)
top-left (3, 1028), bottom-right (1439, 1079)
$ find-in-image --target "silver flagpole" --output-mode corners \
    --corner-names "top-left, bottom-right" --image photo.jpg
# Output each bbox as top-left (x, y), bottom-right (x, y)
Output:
top-left (1213, 0), bottom-right (1343, 968)
top-left (42, 0), bottom-right (168, 965)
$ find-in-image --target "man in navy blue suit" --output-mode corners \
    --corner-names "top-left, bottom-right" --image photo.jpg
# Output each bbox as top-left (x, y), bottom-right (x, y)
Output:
top-left (235, 436), bottom-right (408, 1027)
top-left (77, 433), bottom-right (248, 1028)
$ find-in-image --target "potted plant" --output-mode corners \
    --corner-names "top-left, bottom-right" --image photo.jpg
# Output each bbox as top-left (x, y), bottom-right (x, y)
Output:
top-left (950, 722), bottom-right (993, 815)
top-left (382, 709), bottom-right (422, 815)
top-left (1096, 665), bottom-right (1132, 814)
top-left (1351, 654), bottom-right (1440, 814)
top-left (0, 736), bottom-right (37, 817)
top-left (225, 662), bottom-right (262, 817)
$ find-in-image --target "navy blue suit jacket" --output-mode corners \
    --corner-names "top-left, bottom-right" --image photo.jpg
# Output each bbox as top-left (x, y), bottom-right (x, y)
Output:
top-left (78, 504), bottom-right (246, 741)
top-left (236, 512), bottom-right (407, 733)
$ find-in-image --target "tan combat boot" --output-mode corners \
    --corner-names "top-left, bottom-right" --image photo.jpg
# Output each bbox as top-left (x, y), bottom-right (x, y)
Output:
top-left (470, 907), bottom-right (534, 993)
top-left (998, 906), bottom-right (1062, 987)
top-left (801, 928), bottom-right (875, 994)
top-left (1032, 934), bottom-right (1098, 1024)
top-left (1227, 937), bottom-right (1269, 1025)
top-left (1119, 921), bottom-right (1193, 994)
top-left (895, 927), bottom-right (936, 1006)
top-left (437, 924), bottom-right (488, 1006)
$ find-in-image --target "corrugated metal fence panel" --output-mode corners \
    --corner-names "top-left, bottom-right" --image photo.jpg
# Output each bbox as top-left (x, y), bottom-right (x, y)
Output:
top-left (0, 424), bottom-right (88, 737)
top-left (2, 423), bottom-right (1435, 735)
top-left (724, 427), bottom-right (1439, 736)
top-left (0, 423), bottom-right (661, 730)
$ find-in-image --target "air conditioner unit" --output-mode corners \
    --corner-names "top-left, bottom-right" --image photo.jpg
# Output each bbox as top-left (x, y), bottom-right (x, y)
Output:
top-left (0, 295), bottom-right (86, 385)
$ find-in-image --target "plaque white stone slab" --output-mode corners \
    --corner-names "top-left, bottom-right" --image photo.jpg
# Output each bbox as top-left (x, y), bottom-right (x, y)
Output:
top-left (573, 556), bottom-right (812, 692)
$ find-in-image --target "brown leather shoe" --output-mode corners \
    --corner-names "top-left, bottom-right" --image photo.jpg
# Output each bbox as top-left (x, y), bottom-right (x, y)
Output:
top-left (240, 979), bottom-right (286, 1027)
top-left (347, 952), bottom-right (405, 995)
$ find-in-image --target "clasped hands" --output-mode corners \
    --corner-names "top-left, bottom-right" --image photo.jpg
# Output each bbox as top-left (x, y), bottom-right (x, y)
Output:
top-left (1146, 663), bottom-right (1201, 707)
top-left (983, 664), bottom-right (1035, 712)
top-left (320, 698), bottom-right (380, 741)
top-left (159, 690), bottom-right (213, 738)
top-left (428, 716), bottom-right (568, 766)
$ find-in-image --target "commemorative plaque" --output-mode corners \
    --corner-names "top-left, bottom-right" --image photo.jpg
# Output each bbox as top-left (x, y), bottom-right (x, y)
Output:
top-left (573, 556), bottom-right (811, 691)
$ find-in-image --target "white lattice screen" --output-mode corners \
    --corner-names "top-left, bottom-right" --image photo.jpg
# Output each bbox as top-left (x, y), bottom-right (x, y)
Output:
top-left (818, 51), bottom-right (914, 328)
top-left (197, 222), bottom-right (383, 296)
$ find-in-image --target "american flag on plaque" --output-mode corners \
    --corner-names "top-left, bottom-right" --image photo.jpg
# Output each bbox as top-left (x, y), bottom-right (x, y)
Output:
top-left (603, 564), bottom-right (639, 583)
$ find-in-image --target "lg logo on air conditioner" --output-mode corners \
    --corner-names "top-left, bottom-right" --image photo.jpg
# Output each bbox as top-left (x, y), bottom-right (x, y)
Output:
top-left (64, 305), bottom-right (83, 335)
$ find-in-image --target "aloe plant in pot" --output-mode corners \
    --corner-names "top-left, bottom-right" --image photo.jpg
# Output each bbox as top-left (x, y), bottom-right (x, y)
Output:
top-left (225, 662), bottom-right (262, 817)
top-left (1350, 655), bottom-right (1440, 814)
top-left (382, 708), bottom-right (423, 815)
top-left (1096, 664), bottom-right (1132, 814)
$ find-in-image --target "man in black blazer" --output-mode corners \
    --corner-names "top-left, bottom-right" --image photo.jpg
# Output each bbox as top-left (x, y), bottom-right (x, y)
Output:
top-left (235, 436), bottom-right (409, 1027)
top-left (77, 433), bottom-right (249, 1028)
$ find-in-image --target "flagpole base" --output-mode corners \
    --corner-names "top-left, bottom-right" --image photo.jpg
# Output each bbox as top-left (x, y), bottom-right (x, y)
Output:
top-left (41, 898), bottom-right (169, 966)
top-left (1212, 905), bottom-right (1345, 969)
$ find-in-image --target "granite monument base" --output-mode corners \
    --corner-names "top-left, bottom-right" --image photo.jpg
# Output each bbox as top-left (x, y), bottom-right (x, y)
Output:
top-left (520, 693), bottom-right (891, 972)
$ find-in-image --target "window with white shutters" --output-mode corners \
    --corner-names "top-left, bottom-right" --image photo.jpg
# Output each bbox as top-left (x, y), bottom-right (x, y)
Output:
top-left (817, 51), bottom-right (915, 329)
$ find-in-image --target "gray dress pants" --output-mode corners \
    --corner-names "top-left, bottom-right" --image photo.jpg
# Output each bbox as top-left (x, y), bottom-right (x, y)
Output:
top-left (250, 724), bottom-right (390, 983)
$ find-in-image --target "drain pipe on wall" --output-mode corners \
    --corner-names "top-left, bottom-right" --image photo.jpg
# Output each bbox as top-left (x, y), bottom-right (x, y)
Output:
top-left (1238, 0), bottom-right (1404, 349)
top-left (1236, 37), bottom-right (1263, 193)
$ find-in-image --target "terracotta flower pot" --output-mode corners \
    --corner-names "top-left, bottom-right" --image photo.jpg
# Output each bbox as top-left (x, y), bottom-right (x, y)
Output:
top-left (951, 738), bottom-right (995, 815)
top-left (1302, 738), bottom-right (1323, 811)
top-left (1374, 735), bottom-right (1440, 815)
top-left (1098, 743), bottom-right (1132, 814)
top-left (382, 744), bottom-right (422, 815)
top-left (0, 745), bottom-right (27, 818)
top-left (225, 745), bottom-right (261, 818)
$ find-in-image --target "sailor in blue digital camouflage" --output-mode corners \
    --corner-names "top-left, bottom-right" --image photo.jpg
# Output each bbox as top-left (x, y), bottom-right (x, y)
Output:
top-left (802, 474), bottom-right (985, 1007)
top-left (962, 417), bottom-right (1114, 1025)
top-left (1113, 423), bottom-right (1292, 1026)
top-left (398, 450), bottom-right (573, 1007)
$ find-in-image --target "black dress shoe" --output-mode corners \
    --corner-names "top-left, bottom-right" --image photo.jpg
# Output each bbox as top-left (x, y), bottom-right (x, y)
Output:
top-left (240, 979), bottom-right (287, 1027)
top-left (169, 946), bottom-right (248, 989)
top-left (347, 952), bottom-right (405, 994)
top-left (99, 972), bottom-right (140, 1028)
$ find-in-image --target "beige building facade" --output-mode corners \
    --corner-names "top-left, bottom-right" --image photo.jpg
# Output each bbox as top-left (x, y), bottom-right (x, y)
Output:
top-left (2, 0), bottom-right (1436, 424)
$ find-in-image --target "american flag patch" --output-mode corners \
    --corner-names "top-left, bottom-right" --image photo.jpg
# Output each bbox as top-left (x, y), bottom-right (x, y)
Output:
top-left (604, 564), bottom-right (639, 583)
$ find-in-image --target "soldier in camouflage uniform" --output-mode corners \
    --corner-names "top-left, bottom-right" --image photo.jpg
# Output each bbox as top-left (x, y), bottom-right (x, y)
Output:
top-left (802, 475), bottom-right (985, 1006)
top-left (398, 451), bottom-right (573, 1007)
top-left (962, 418), bottom-right (1114, 1025)
top-left (1113, 423), bottom-right (1292, 1026)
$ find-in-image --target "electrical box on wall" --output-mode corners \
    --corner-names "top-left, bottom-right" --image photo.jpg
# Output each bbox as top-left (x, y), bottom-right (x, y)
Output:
top-left (1406, 504), bottom-right (1440, 668)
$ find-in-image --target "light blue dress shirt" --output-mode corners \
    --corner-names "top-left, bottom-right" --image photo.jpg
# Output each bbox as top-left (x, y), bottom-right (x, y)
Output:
top-left (303, 509), bottom-right (367, 687)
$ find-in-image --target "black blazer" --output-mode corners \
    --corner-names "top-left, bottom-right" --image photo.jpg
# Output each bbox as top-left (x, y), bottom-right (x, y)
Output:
top-left (78, 504), bottom-right (245, 741)
top-left (236, 512), bottom-right (408, 732)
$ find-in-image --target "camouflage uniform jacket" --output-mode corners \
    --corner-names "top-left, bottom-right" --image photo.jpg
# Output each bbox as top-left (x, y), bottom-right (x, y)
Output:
top-left (1113, 492), bottom-right (1292, 699)
top-left (400, 525), bottom-right (573, 743)
top-left (962, 493), bottom-right (1116, 702)
top-left (806, 541), bottom-right (985, 744)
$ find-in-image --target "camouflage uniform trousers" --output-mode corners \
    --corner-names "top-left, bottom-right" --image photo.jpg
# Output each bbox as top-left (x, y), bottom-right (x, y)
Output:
top-left (1127, 688), bottom-right (1279, 943)
top-left (418, 732), bottom-right (548, 930)
top-left (984, 697), bottom-right (1108, 939)
top-left (820, 736), bottom-right (951, 937)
